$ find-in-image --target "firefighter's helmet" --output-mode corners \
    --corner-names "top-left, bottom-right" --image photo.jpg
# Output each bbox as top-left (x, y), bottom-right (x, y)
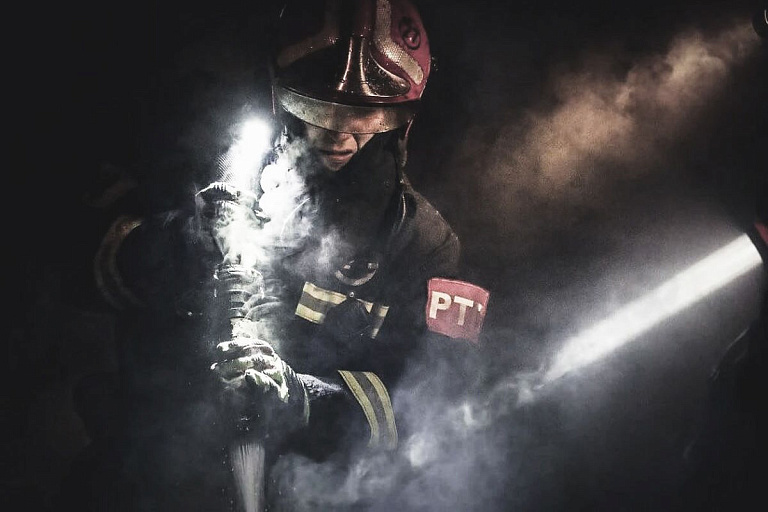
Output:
top-left (270, 0), bottom-right (431, 134)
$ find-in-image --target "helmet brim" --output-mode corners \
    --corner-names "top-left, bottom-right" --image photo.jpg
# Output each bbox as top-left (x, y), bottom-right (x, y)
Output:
top-left (274, 86), bottom-right (419, 134)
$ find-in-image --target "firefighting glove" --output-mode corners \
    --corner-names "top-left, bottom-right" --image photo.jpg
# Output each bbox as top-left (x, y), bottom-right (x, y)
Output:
top-left (211, 336), bottom-right (309, 441)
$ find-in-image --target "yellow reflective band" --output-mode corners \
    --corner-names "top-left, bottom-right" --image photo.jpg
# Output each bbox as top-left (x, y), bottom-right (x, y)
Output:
top-left (363, 372), bottom-right (398, 450)
top-left (372, 304), bottom-right (389, 317)
top-left (94, 215), bottom-right (144, 310)
top-left (338, 370), bottom-right (381, 447)
top-left (295, 282), bottom-right (390, 338)
top-left (295, 282), bottom-right (345, 324)
top-left (303, 282), bottom-right (346, 305)
top-left (369, 304), bottom-right (390, 338)
top-left (295, 303), bottom-right (327, 324)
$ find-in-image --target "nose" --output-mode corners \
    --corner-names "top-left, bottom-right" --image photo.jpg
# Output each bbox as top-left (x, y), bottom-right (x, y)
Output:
top-left (323, 129), bottom-right (351, 143)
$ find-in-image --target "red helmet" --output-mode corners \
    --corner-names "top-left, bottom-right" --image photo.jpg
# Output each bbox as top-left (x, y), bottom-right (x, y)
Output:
top-left (270, 0), bottom-right (431, 134)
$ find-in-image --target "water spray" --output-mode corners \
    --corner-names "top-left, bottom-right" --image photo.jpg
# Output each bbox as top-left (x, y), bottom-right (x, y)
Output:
top-left (509, 233), bottom-right (764, 406)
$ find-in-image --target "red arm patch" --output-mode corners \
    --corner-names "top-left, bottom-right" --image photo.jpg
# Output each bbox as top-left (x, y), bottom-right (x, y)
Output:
top-left (426, 278), bottom-right (490, 343)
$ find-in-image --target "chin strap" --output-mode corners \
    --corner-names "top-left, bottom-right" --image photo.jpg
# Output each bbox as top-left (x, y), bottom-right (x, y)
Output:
top-left (395, 119), bottom-right (414, 168)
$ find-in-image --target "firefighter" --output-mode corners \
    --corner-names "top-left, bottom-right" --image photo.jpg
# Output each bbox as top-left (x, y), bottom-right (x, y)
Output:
top-left (65, 1), bottom-right (490, 510)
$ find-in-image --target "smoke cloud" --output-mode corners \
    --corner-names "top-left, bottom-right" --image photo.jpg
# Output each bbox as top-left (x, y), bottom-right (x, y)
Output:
top-left (452, 19), bottom-right (761, 254)
top-left (524, 23), bottom-right (755, 186)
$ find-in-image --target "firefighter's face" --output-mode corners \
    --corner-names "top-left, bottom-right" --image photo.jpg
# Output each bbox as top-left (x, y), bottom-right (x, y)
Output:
top-left (303, 122), bottom-right (375, 172)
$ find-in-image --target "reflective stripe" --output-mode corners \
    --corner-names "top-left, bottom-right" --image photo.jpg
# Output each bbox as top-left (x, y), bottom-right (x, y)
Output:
top-left (337, 370), bottom-right (398, 450)
top-left (93, 215), bottom-right (145, 310)
top-left (295, 303), bottom-right (327, 324)
top-left (338, 370), bottom-right (380, 446)
top-left (369, 304), bottom-right (390, 338)
top-left (364, 372), bottom-right (398, 449)
top-left (295, 282), bottom-right (389, 338)
top-left (303, 281), bottom-right (346, 305)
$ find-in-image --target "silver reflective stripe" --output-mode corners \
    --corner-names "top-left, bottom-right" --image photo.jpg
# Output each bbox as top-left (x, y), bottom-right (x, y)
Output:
top-left (94, 216), bottom-right (145, 310)
top-left (275, 86), bottom-right (417, 133)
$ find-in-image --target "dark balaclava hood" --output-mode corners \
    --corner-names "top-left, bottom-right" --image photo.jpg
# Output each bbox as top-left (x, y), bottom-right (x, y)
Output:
top-left (278, 118), bottom-right (403, 270)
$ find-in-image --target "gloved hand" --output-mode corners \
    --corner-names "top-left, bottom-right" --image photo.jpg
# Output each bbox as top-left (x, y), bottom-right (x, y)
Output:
top-left (211, 336), bottom-right (309, 439)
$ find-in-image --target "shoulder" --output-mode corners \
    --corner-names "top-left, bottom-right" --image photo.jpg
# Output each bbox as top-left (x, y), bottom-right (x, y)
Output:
top-left (388, 183), bottom-right (461, 277)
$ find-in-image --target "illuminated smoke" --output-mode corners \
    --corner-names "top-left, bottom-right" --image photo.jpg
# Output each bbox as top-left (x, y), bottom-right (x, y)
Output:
top-left (208, 117), bottom-right (272, 269)
top-left (257, 139), bottom-right (317, 252)
top-left (524, 23), bottom-right (757, 189)
top-left (269, 451), bottom-right (399, 510)
top-left (465, 20), bottom-right (761, 242)
top-left (210, 123), bottom-right (320, 270)
top-left (225, 118), bottom-right (273, 189)
top-left (267, 388), bottom-right (509, 511)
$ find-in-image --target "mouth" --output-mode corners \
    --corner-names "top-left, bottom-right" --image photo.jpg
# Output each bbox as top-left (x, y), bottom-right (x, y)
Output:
top-left (318, 149), bottom-right (354, 166)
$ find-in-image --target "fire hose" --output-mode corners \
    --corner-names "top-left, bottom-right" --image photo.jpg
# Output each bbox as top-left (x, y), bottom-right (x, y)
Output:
top-left (201, 183), bottom-right (270, 512)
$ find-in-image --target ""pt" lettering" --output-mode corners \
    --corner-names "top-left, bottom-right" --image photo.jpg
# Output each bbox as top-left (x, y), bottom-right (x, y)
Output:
top-left (428, 292), bottom-right (477, 326)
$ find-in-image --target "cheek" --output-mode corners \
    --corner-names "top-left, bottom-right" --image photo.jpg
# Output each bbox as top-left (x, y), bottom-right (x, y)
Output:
top-left (304, 126), bottom-right (323, 146)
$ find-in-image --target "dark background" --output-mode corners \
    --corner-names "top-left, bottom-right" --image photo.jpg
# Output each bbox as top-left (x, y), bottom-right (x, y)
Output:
top-left (7, 0), bottom-right (767, 510)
